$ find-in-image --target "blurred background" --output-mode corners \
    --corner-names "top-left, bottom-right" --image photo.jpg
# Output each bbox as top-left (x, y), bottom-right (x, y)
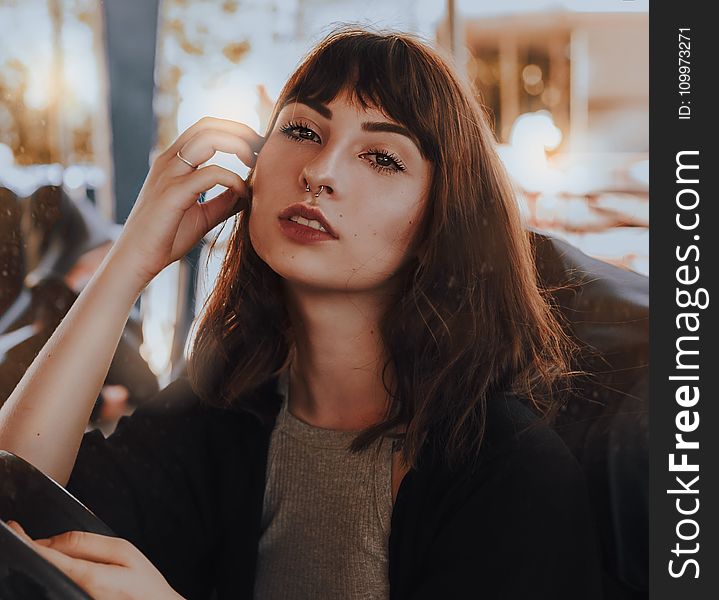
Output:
top-left (0, 0), bottom-right (648, 403)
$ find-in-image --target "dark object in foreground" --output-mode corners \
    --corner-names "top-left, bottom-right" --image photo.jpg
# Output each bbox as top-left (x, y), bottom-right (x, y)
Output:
top-left (0, 451), bottom-right (113, 599)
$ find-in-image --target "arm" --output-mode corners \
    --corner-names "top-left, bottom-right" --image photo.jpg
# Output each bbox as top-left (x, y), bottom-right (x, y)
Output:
top-left (0, 117), bottom-right (262, 486)
top-left (0, 239), bottom-right (147, 484)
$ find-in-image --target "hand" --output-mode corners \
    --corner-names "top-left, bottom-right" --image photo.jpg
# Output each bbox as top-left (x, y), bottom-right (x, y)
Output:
top-left (7, 521), bottom-right (184, 600)
top-left (111, 117), bottom-right (264, 293)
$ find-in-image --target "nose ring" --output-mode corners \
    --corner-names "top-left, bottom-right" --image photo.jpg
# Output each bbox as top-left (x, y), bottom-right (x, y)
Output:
top-left (305, 183), bottom-right (325, 198)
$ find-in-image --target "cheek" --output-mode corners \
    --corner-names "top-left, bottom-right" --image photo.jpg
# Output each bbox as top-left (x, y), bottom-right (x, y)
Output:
top-left (250, 143), bottom-right (275, 196)
top-left (376, 190), bottom-right (424, 243)
top-left (248, 142), bottom-right (287, 239)
top-left (247, 186), bottom-right (279, 260)
top-left (355, 199), bottom-right (424, 265)
top-left (252, 135), bottom-right (302, 190)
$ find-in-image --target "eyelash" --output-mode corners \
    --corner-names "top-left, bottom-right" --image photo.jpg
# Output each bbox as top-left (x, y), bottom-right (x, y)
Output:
top-left (363, 147), bottom-right (406, 174)
top-left (279, 120), bottom-right (319, 143)
top-left (278, 120), bottom-right (407, 174)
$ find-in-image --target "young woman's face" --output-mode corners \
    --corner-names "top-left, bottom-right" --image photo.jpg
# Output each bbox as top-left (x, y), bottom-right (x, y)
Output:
top-left (249, 93), bottom-right (432, 293)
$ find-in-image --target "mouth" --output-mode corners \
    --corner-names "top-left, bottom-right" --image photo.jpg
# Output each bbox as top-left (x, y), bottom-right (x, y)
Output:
top-left (278, 202), bottom-right (339, 239)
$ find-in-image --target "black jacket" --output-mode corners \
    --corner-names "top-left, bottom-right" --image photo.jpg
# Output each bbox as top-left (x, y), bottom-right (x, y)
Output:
top-left (66, 376), bottom-right (604, 600)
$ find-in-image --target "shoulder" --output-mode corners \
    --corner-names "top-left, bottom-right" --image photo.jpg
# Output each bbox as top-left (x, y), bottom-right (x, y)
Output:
top-left (420, 393), bottom-right (586, 490)
top-left (454, 395), bottom-right (595, 528)
top-left (74, 376), bottom-right (276, 475)
top-left (416, 396), bottom-right (593, 533)
top-left (111, 376), bottom-right (269, 438)
top-left (480, 394), bottom-right (587, 491)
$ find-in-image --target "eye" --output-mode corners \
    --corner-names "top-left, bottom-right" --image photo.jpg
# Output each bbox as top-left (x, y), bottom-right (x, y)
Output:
top-left (359, 148), bottom-right (406, 174)
top-left (279, 120), bottom-right (321, 143)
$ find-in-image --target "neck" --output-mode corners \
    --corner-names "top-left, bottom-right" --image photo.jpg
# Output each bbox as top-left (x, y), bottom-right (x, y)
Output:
top-left (282, 283), bottom-right (396, 430)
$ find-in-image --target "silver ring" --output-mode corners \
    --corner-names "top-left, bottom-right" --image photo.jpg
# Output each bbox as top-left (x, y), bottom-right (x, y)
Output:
top-left (176, 150), bottom-right (198, 169)
top-left (314, 185), bottom-right (325, 198)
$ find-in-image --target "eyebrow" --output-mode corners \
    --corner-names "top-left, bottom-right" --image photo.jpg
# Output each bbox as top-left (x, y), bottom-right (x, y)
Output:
top-left (282, 99), bottom-right (420, 149)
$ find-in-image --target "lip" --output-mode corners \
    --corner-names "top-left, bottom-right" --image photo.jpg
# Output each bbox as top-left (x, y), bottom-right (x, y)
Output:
top-left (278, 202), bottom-right (339, 239)
top-left (278, 219), bottom-right (338, 243)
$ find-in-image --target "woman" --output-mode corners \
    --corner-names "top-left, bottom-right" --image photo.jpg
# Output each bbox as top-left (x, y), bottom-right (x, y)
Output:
top-left (1, 27), bottom-right (603, 599)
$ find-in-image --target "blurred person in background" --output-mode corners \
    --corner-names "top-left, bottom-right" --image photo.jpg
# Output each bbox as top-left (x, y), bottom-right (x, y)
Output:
top-left (0, 185), bottom-right (158, 424)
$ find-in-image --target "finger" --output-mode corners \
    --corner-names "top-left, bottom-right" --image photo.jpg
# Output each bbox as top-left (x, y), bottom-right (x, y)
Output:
top-left (165, 117), bottom-right (264, 160)
top-left (176, 164), bottom-right (250, 205)
top-left (193, 187), bottom-right (248, 232)
top-left (7, 521), bottom-right (51, 549)
top-left (171, 188), bottom-right (245, 252)
top-left (170, 129), bottom-right (257, 176)
top-left (37, 530), bottom-right (136, 567)
top-left (6, 524), bottom-right (100, 586)
top-left (30, 541), bottom-right (102, 587)
top-left (6, 520), bottom-right (31, 541)
top-left (166, 187), bottom-right (247, 259)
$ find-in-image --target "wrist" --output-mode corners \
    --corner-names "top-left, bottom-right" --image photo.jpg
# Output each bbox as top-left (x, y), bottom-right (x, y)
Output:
top-left (99, 242), bottom-right (153, 300)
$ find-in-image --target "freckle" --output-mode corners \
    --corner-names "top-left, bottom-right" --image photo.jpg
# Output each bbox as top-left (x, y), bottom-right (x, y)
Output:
top-left (354, 234), bottom-right (357, 237)
top-left (339, 214), bottom-right (343, 217)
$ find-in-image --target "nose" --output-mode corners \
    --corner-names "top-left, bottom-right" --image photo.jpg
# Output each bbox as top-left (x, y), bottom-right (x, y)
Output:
top-left (298, 147), bottom-right (339, 203)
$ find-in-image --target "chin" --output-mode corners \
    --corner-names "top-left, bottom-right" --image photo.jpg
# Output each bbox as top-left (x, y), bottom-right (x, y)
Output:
top-left (249, 216), bottom-right (407, 293)
top-left (260, 251), bottom-right (340, 289)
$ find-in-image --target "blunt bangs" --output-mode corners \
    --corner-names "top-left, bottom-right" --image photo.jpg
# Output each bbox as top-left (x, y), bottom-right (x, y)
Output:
top-left (273, 29), bottom-right (441, 163)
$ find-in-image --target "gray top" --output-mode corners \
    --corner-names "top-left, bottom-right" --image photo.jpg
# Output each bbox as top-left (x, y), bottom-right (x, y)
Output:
top-left (252, 368), bottom-right (394, 599)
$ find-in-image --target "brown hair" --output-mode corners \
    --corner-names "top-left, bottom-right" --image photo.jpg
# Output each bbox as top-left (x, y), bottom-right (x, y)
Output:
top-left (187, 27), bottom-right (576, 472)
